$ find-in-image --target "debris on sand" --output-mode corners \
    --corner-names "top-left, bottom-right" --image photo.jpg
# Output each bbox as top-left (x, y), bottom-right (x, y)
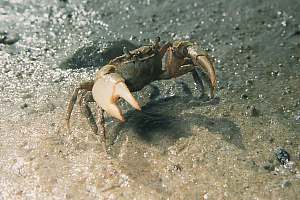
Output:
top-left (0, 31), bottom-right (20, 45)
top-left (275, 148), bottom-right (290, 165)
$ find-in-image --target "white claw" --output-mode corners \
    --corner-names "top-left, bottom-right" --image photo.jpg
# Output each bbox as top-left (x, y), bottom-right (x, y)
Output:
top-left (92, 72), bottom-right (141, 121)
top-left (115, 82), bottom-right (141, 111)
top-left (106, 104), bottom-right (124, 121)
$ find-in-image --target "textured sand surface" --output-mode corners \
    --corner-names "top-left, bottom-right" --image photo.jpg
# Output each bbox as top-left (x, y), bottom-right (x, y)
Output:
top-left (0, 0), bottom-right (299, 199)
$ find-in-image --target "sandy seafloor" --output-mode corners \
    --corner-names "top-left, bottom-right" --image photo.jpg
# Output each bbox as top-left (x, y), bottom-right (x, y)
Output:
top-left (0, 0), bottom-right (299, 199)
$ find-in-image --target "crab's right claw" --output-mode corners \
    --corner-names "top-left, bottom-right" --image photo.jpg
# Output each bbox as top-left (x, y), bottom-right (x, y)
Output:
top-left (92, 72), bottom-right (141, 121)
top-left (187, 46), bottom-right (217, 98)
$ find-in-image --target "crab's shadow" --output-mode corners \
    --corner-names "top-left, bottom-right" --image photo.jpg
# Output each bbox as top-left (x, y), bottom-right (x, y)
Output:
top-left (109, 92), bottom-right (244, 150)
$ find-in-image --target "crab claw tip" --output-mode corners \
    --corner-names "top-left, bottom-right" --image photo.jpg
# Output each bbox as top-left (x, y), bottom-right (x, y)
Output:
top-left (115, 82), bottom-right (141, 111)
top-left (187, 46), bottom-right (217, 98)
top-left (107, 104), bottom-right (125, 121)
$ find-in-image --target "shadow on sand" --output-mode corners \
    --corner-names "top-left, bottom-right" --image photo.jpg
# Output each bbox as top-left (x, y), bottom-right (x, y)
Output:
top-left (110, 94), bottom-right (244, 150)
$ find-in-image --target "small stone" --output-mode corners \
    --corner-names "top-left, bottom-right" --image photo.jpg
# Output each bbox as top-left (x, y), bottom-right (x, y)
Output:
top-left (277, 11), bottom-right (283, 17)
top-left (281, 21), bottom-right (287, 27)
top-left (20, 103), bottom-right (28, 109)
top-left (275, 148), bottom-right (290, 165)
top-left (271, 71), bottom-right (280, 77)
top-left (280, 180), bottom-right (291, 188)
top-left (0, 31), bottom-right (20, 45)
top-left (173, 164), bottom-right (183, 172)
top-left (234, 24), bottom-right (240, 30)
top-left (240, 93), bottom-right (248, 99)
top-left (29, 57), bottom-right (38, 61)
top-left (245, 79), bottom-right (253, 86)
top-left (15, 72), bottom-right (23, 78)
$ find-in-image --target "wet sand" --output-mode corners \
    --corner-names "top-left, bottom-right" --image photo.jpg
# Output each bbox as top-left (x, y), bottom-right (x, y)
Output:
top-left (0, 0), bottom-right (299, 199)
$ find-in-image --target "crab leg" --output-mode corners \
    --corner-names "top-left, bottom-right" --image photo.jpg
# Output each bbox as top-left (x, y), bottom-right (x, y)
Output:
top-left (64, 80), bottom-right (94, 131)
top-left (97, 107), bottom-right (106, 150)
top-left (92, 71), bottom-right (141, 121)
top-left (79, 91), bottom-right (98, 134)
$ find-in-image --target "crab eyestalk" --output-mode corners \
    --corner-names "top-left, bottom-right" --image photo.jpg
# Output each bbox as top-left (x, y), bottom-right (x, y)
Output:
top-left (92, 71), bottom-right (141, 121)
top-left (187, 45), bottom-right (217, 98)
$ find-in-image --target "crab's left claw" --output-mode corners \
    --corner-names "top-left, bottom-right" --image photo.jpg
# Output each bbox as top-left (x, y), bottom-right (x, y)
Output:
top-left (187, 45), bottom-right (217, 98)
top-left (92, 70), bottom-right (141, 121)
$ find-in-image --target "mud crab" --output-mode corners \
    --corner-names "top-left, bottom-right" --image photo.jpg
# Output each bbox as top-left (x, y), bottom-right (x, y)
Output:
top-left (64, 37), bottom-right (217, 145)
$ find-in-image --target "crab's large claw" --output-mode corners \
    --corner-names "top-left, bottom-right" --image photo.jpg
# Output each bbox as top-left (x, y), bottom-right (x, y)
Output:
top-left (92, 71), bottom-right (141, 121)
top-left (187, 45), bottom-right (217, 98)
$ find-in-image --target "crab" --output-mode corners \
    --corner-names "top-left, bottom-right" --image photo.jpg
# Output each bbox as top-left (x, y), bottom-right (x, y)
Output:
top-left (64, 37), bottom-right (217, 146)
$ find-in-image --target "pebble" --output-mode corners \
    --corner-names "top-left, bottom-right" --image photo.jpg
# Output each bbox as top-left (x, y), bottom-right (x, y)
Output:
top-left (271, 70), bottom-right (280, 77)
top-left (172, 164), bottom-right (183, 172)
top-left (240, 93), bottom-right (248, 99)
top-left (0, 31), bottom-right (20, 45)
top-left (245, 79), bottom-right (254, 86)
top-left (20, 103), bottom-right (28, 109)
top-left (234, 24), bottom-right (240, 30)
top-left (275, 148), bottom-right (290, 165)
